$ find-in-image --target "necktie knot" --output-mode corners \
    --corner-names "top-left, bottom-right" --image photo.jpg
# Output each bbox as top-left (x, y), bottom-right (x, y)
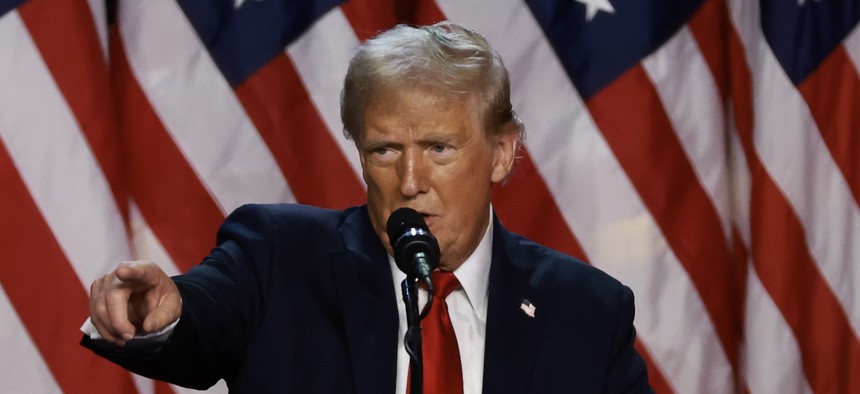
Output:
top-left (431, 271), bottom-right (460, 299)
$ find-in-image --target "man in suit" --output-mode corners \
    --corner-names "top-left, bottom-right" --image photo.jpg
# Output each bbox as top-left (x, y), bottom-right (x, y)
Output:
top-left (83, 22), bottom-right (652, 393)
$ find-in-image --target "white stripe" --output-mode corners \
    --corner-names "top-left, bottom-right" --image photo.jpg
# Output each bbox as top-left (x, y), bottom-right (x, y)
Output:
top-left (129, 202), bottom-right (182, 278)
top-left (0, 11), bottom-right (130, 287)
top-left (844, 23), bottom-right (860, 73)
top-left (0, 283), bottom-right (62, 394)
top-left (642, 26), bottom-right (733, 242)
top-left (728, 117), bottom-right (752, 245)
top-left (119, 0), bottom-right (296, 213)
top-left (728, 0), bottom-right (860, 339)
top-left (744, 266), bottom-right (814, 394)
top-left (132, 375), bottom-right (155, 394)
top-left (287, 7), bottom-right (365, 184)
top-left (85, 0), bottom-right (108, 61)
top-left (437, 1), bottom-right (734, 392)
top-left (173, 380), bottom-right (229, 394)
top-left (728, 130), bottom-right (813, 394)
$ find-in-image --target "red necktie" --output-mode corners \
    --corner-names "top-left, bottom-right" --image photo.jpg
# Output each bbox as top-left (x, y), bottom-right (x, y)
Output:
top-left (421, 271), bottom-right (464, 394)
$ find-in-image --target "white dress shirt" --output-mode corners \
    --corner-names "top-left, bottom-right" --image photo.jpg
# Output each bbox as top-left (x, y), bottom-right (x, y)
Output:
top-left (389, 217), bottom-right (493, 394)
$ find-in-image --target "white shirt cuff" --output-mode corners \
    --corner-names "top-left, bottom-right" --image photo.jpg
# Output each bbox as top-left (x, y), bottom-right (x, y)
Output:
top-left (80, 317), bottom-right (179, 344)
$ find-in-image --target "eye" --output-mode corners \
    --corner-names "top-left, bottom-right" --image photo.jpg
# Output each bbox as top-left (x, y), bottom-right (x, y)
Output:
top-left (430, 144), bottom-right (448, 153)
top-left (374, 147), bottom-right (393, 155)
top-left (427, 143), bottom-right (455, 162)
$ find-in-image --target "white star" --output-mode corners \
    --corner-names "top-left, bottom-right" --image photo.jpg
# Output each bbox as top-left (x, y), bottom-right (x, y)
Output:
top-left (574, 0), bottom-right (616, 22)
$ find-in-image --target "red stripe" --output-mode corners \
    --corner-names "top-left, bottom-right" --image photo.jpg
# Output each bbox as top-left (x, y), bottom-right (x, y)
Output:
top-left (687, 0), bottom-right (730, 100)
top-left (798, 46), bottom-right (860, 208)
top-left (17, 0), bottom-right (129, 223)
top-left (727, 23), bottom-right (860, 394)
top-left (633, 340), bottom-right (675, 394)
top-left (234, 54), bottom-right (365, 209)
top-left (0, 141), bottom-right (138, 394)
top-left (587, 65), bottom-right (743, 373)
top-left (155, 380), bottom-right (177, 394)
top-left (689, 0), bottom-right (751, 314)
top-left (753, 168), bottom-right (860, 393)
top-left (111, 26), bottom-right (225, 272)
top-left (340, 0), bottom-right (445, 40)
top-left (492, 149), bottom-right (587, 260)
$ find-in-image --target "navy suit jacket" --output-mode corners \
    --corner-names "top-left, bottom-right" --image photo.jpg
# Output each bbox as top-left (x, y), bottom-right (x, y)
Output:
top-left (83, 204), bottom-right (651, 393)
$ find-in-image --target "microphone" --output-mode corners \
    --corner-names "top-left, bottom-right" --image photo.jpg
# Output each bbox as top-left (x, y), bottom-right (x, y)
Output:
top-left (386, 207), bottom-right (440, 287)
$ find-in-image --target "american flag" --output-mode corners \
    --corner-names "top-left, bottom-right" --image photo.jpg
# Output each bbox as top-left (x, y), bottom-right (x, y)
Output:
top-left (0, 0), bottom-right (857, 392)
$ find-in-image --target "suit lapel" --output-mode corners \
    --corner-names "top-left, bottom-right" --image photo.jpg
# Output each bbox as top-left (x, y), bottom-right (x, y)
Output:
top-left (482, 219), bottom-right (546, 394)
top-left (332, 206), bottom-right (399, 394)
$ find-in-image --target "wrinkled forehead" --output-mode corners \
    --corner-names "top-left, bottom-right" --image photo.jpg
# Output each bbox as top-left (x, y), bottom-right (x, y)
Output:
top-left (360, 85), bottom-right (488, 138)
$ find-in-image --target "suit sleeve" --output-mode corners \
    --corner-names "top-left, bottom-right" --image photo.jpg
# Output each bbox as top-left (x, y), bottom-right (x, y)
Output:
top-left (81, 204), bottom-right (275, 390)
top-left (603, 285), bottom-right (654, 394)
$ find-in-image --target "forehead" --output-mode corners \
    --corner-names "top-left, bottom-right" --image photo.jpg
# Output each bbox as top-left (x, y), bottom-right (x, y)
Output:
top-left (361, 87), bottom-right (485, 138)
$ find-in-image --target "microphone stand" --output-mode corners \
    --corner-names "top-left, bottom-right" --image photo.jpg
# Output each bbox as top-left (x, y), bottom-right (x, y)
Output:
top-left (401, 276), bottom-right (434, 394)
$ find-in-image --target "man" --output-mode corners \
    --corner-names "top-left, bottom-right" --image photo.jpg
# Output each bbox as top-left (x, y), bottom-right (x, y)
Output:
top-left (83, 22), bottom-right (652, 393)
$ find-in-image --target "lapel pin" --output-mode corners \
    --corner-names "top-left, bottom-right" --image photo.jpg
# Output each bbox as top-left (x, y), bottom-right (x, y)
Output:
top-left (520, 298), bottom-right (536, 318)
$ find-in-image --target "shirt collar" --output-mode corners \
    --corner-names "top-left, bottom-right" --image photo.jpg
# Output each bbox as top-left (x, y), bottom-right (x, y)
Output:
top-left (388, 207), bottom-right (494, 316)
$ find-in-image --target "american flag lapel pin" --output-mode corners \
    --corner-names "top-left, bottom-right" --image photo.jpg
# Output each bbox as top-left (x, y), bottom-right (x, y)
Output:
top-left (519, 298), bottom-right (536, 318)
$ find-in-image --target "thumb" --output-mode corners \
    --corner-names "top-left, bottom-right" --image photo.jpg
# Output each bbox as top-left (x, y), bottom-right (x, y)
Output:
top-left (141, 293), bottom-right (182, 333)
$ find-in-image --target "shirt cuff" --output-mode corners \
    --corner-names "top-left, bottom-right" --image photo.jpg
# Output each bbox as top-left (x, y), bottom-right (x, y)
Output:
top-left (80, 317), bottom-right (179, 344)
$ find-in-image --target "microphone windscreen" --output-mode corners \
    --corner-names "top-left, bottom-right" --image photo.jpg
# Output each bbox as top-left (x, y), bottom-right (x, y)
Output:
top-left (386, 207), bottom-right (427, 248)
top-left (386, 207), bottom-right (439, 277)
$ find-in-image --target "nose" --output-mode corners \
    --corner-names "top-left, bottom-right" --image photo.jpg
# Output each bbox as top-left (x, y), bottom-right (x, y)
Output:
top-left (398, 148), bottom-right (429, 198)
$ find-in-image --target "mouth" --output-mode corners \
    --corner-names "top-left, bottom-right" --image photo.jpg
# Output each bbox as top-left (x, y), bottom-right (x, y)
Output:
top-left (420, 213), bottom-right (437, 227)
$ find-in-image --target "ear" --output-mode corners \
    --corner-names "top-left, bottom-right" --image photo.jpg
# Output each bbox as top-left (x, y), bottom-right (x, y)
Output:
top-left (490, 128), bottom-right (518, 184)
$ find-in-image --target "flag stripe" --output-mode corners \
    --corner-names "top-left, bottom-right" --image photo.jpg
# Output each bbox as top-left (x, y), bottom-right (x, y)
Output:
top-left (632, 339), bottom-right (676, 394)
top-left (18, 0), bottom-right (127, 222)
top-left (234, 53), bottom-right (365, 209)
top-left (725, 12), bottom-right (860, 391)
top-left (286, 8), bottom-right (366, 182)
top-left (587, 64), bottom-right (740, 374)
top-left (0, 139), bottom-right (138, 393)
top-left (743, 264), bottom-right (814, 394)
top-left (729, 0), bottom-right (860, 341)
top-left (642, 26), bottom-right (733, 242)
top-left (846, 26), bottom-right (860, 69)
top-left (0, 284), bottom-right (63, 393)
top-left (340, 0), bottom-right (402, 41)
top-left (492, 149), bottom-right (588, 260)
top-left (0, 8), bottom-right (129, 292)
top-left (686, 0), bottom-right (731, 99)
top-left (751, 169), bottom-right (860, 393)
top-left (797, 47), bottom-right (860, 207)
top-left (111, 27), bottom-right (225, 272)
top-left (728, 128), bottom-right (811, 394)
top-left (694, 4), bottom-right (811, 391)
top-left (129, 204), bottom-right (182, 278)
top-left (118, 0), bottom-right (294, 212)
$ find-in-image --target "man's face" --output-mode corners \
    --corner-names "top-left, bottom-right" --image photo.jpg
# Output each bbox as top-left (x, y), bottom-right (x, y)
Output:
top-left (358, 86), bottom-right (516, 271)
